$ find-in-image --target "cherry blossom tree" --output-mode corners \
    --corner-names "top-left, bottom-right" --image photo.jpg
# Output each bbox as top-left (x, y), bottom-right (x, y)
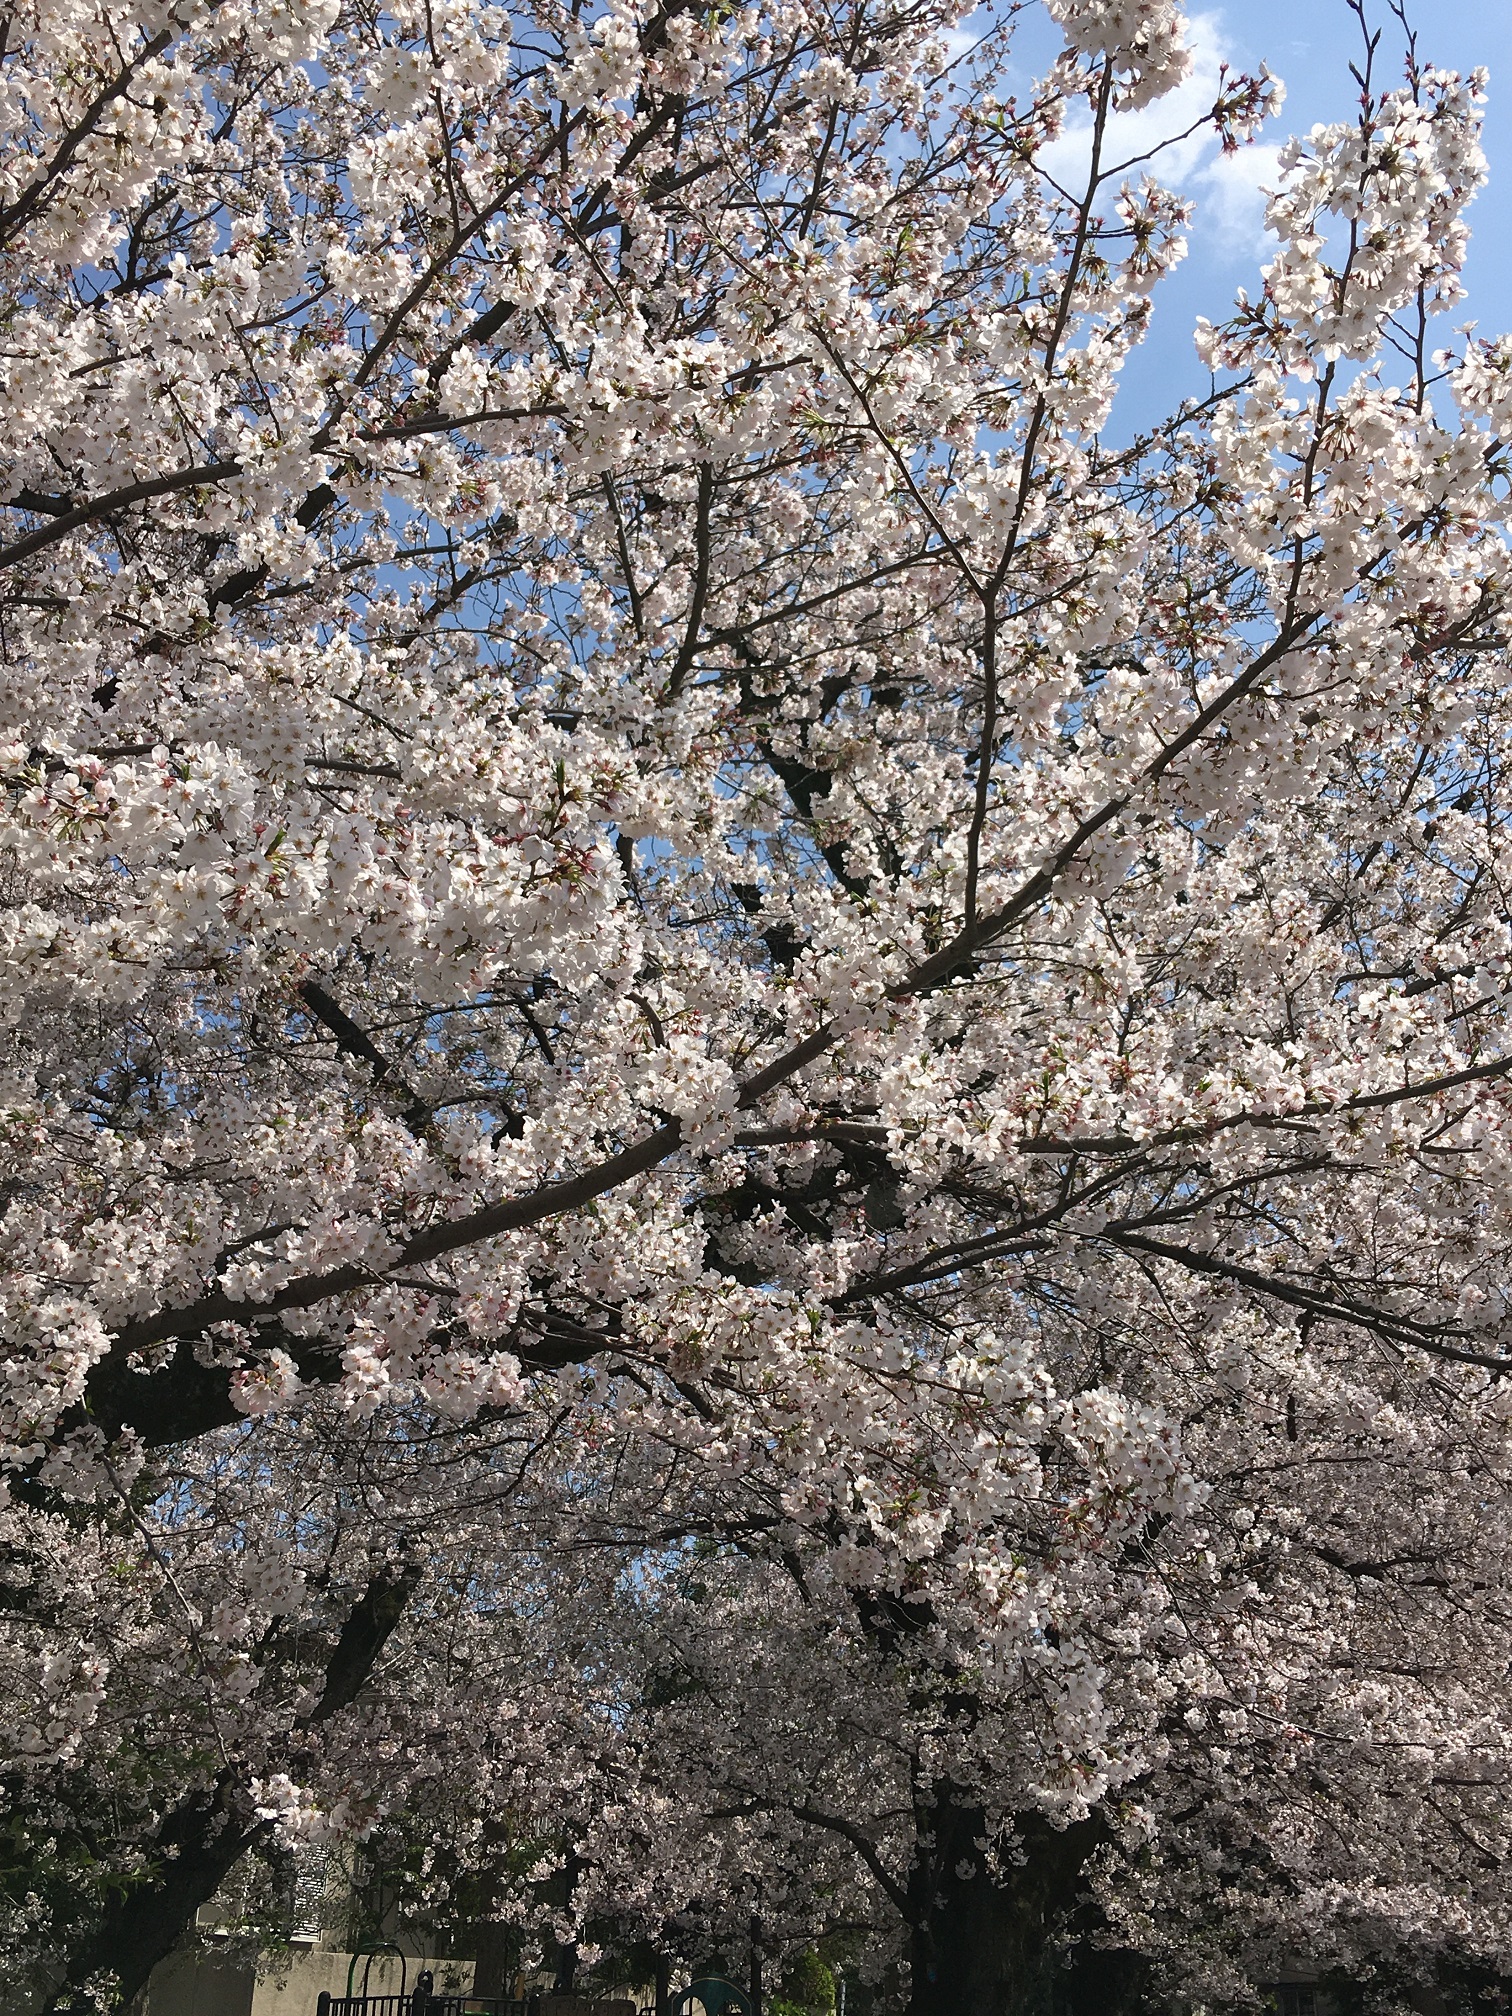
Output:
top-left (9, 0), bottom-right (1512, 2006)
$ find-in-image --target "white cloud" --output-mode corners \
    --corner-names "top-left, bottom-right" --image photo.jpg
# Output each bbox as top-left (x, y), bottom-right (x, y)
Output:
top-left (941, 15), bottom-right (991, 66)
top-left (1196, 138), bottom-right (1283, 258)
top-left (1039, 11), bottom-right (1286, 263)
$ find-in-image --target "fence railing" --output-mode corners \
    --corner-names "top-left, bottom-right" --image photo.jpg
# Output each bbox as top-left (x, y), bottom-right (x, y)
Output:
top-left (317, 1994), bottom-right (530, 2016)
top-left (316, 1993), bottom-right (648, 2016)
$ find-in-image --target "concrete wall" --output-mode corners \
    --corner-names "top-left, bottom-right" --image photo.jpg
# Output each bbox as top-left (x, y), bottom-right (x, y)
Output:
top-left (145, 1944), bottom-right (474, 2016)
top-left (143, 1949), bottom-right (252, 2016)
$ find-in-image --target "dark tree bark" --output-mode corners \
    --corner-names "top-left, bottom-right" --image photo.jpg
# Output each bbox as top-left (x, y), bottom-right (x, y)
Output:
top-left (904, 1804), bottom-right (1146, 2016)
top-left (546, 1847), bottom-right (586, 1992)
top-left (42, 1769), bottom-right (266, 2016)
top-left (42, 1564), bottom-right (420, 2012)
top-left (468, 1919), bottom-right (521, 2000)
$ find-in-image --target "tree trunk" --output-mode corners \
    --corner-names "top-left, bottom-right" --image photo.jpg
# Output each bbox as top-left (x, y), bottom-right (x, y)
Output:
top-left (43, 1771), bottom-right (266, 2014)
top-left (469, 1919), bottom-right (522, 2000)
top-left (904, 1805), bottom-right (1143, 2016)
top-left (43, 1564), bottom-right (420, 2011)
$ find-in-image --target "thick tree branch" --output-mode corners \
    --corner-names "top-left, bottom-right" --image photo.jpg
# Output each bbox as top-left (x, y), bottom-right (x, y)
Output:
top-left (0, 31), bottom-right (173, 254)
top-left (44, 1563), bottom-right (423, 2011)
top-left (0, 461), bottom-right (241, 571)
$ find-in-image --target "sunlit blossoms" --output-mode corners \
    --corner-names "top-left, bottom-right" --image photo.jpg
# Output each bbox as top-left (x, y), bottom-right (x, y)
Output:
top-left (5, 0), bottom-right (1512, 2010)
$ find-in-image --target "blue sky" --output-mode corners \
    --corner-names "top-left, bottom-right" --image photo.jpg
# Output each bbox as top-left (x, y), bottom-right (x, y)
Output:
top-left (1004, 0), bottom-right (1512, 436)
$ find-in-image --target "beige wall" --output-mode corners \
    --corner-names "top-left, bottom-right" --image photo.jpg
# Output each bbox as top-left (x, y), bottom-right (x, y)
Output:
top-left (144, 1948), bottom-right (252, 2016)
top-left (145, 1945), bottom-right (474, 2016)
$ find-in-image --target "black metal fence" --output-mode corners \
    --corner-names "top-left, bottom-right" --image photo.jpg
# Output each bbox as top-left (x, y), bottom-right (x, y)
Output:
top-left (317, 1994), bottom-right (531, 2016)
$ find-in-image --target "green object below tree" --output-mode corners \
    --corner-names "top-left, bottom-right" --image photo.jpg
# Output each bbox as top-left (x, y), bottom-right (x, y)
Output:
top-left (671, 1981), bottom-right (752, 2016)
